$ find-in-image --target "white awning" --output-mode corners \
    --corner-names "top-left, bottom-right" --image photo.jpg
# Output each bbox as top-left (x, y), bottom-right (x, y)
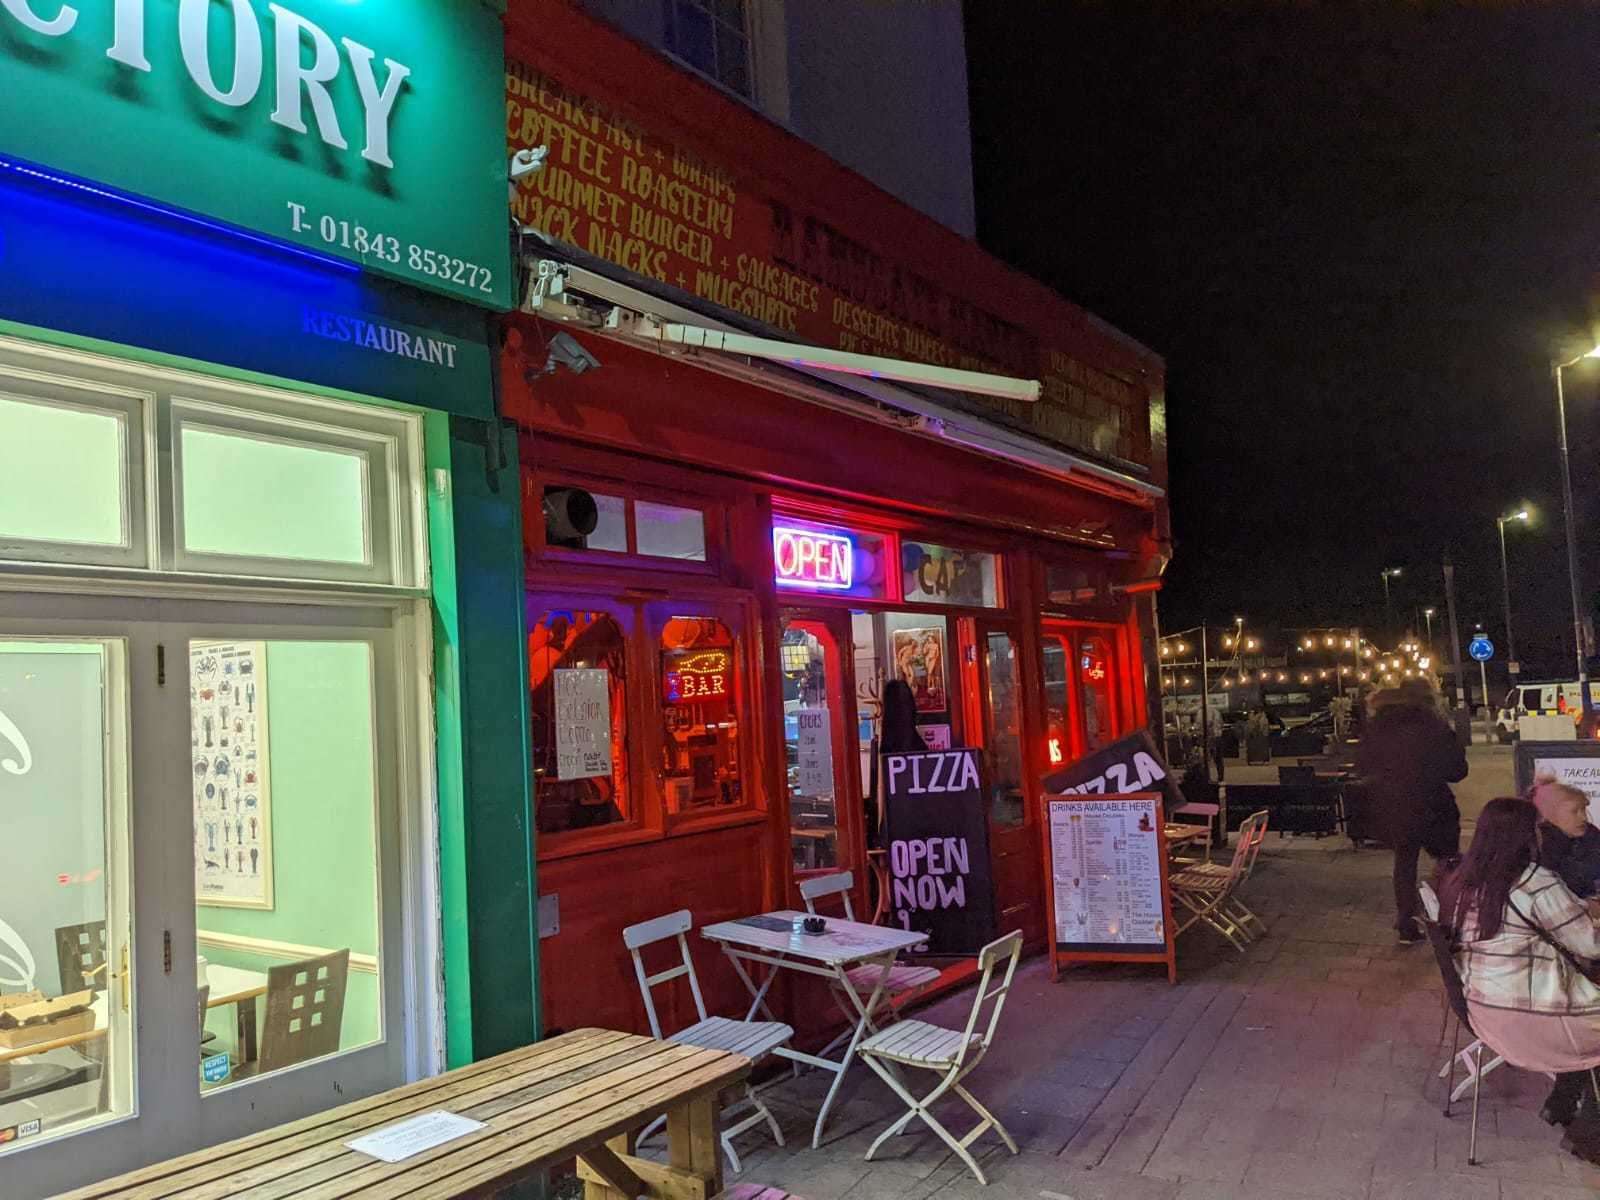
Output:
top-left (522, 257), bottom-right (1162, 502)
top-left (624, 316), bottom-right (1042, 404)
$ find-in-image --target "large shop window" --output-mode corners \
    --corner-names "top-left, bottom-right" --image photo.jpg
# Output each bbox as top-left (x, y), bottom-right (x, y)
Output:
top-left (528, 595), bottom-right (756, 853)
top-left (659, 614), bottom-right (743, 814)
top-left (530, 608), bottom-right (632, 835)
top-left (0, 342), bottom-right (424, 586)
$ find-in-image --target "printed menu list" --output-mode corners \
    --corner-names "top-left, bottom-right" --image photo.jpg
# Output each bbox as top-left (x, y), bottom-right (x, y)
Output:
top-left (1048, 797), bottom-right (1165, 948)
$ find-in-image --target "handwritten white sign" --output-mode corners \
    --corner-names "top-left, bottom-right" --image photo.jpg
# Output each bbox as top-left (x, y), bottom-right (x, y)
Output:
top-left (795, 706), bottom-right (833, 795)
top-left (555, 668), bottom-right (611, 780)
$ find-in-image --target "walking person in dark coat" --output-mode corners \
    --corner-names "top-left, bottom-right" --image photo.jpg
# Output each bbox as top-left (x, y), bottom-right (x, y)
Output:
top-left (1356, 679), bottom-right (1469, 942)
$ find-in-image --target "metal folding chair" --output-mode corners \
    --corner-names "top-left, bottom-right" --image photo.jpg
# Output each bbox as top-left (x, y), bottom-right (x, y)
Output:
top-left (1170, 809), bottom-right (1268, 950)
top-left (623, 910), bottom-right (792, 1173)
top-left (856, 930), bottom-right (1023, 1186)
top-left (1417, 883), bottom-right (1505, 1110)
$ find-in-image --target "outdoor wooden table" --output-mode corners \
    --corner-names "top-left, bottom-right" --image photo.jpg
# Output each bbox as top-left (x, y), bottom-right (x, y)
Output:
top-left (700, 910), bottom-right (925, 1149)
top-left (52, 1027), bottom-right (750, 1200)
top-left (1163, 824), bottom-right (1210, 853)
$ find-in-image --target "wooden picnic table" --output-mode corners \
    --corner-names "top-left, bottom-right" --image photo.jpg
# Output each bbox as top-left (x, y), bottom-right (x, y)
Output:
top-left (52, 1027), bottom-right (750, 1200)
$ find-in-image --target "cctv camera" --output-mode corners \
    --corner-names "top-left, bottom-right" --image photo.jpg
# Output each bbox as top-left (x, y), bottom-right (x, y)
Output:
top-left (546, 332), bottom-right (601, 375)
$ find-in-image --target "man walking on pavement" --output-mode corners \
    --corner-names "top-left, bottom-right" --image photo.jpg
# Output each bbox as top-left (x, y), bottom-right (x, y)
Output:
top-left (1357, 678), bottom-right (1469, 943)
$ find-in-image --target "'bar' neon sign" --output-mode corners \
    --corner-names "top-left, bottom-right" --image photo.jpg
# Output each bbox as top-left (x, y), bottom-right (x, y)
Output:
top-left (773, 525), bottom-right (854, 591)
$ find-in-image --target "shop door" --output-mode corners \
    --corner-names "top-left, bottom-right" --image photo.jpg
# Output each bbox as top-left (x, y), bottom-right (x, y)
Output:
top-left (779, 611), bottom-right (861, 894)
top-left (1042, 622), bottom-right (1128, 763)
top-left (971, 623), bottom-right (1042, 944)
top-left (0, 591), bottom-right (421, 1199)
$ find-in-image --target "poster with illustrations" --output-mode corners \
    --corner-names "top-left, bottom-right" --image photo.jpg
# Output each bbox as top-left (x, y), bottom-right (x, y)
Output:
top-left (891, 627), bottom-right (947, 713)
top-left (191, 642), bottom-right (274, 910)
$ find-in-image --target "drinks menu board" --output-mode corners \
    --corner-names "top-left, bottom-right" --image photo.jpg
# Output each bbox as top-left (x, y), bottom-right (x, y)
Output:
top-left (1043, 792), bottom-right (1177, 983)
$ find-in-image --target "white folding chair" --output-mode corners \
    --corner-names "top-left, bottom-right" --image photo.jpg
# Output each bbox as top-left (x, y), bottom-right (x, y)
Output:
top-left (798, 872), bottom-right (942, 1066)
top-left (623, 910), bottom-right (792, 1173)
top-left (800, 872), bottom-right (941, 1001)
top-left (856, 930), bottom-right (1023, 1186)
top-left (1170, 810), bottom-right (1266, 950)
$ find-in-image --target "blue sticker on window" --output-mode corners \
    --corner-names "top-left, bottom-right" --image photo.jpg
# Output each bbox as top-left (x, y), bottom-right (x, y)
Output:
top-left (201, 1052), bottom-right (231, 1084)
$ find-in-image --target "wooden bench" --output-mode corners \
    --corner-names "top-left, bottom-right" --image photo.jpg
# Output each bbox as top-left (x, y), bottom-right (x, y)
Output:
top-left (54, 1027), bottom-right (750, 1200)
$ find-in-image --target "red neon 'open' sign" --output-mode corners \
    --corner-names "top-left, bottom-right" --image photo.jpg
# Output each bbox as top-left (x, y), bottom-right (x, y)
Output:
top-left (773, 525), bottom-right (854, 591)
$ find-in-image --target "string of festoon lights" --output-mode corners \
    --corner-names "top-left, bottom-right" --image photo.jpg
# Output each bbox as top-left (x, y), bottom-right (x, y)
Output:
top-left (1157, 625), bottom-right (1435, 693)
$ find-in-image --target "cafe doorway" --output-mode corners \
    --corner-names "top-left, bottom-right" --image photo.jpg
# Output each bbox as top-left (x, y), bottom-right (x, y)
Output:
top-left (780, 611), bottom-right (862, 891)
top-left (968, 620), bottom-right (1041, 943)
top-left (0, 590), bottom-right (429, 1197)
top-left (1041, 620), bottom-right (1135, 767)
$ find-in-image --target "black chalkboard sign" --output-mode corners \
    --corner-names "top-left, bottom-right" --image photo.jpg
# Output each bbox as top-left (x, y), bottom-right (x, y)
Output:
top-left (883, 748), bottom-right (997, 955)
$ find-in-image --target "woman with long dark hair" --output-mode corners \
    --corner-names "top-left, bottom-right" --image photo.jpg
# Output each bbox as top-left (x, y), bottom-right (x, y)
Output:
top-left (1445, 797), bottom-right (1600, 1162)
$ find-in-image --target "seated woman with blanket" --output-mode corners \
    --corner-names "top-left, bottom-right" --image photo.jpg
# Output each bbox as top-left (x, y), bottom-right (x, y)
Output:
top-left (1442, 797), bottom-right (1600, 1164)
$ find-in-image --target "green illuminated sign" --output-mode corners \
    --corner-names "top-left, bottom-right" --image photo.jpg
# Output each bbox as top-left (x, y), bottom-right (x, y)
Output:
top-left (0, 0), bottom-right (511, 308)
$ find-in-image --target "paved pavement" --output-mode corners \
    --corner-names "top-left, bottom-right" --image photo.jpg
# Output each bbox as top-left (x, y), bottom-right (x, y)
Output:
top-left (707, 830), bottom-right (1598, 1200)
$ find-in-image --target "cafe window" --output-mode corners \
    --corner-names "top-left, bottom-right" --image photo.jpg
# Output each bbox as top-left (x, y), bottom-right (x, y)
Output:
top-left (658, 614), bottom-right (743, 815)
top-left (529, 608), bottom-right (632, 835)
top-left (772, 520), bottom-right (891, 601)
top-left (0, 343), bottom-right (424, 585)
top-left (901, 541), bottom-right (1001, 608)
top-left (636, 501), bottom-right (706, 561)
top-left (539, 484), bottom-right (710, 564)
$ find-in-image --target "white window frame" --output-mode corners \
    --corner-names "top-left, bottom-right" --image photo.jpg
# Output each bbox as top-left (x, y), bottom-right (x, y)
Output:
top-left (0, 367), bottom-right (151, 570)
top-left (0, 336), bottom-right (426, 590)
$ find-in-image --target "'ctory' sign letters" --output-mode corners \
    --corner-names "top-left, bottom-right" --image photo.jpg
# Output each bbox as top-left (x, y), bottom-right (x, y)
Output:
top-left (0, 0), bottom-right (511, 306)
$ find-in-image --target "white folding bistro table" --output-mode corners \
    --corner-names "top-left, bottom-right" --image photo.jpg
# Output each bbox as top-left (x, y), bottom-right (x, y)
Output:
top-left (700, 910), bottom-right (928, 1148)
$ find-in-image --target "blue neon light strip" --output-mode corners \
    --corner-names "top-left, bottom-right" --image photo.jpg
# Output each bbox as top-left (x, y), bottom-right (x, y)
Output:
top-left (0, 152), bottom-right (359, 275)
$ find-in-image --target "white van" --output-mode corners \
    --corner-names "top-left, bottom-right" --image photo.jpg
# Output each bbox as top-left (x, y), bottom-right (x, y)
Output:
top-left (1495, 681), bottom-right (1600, 741)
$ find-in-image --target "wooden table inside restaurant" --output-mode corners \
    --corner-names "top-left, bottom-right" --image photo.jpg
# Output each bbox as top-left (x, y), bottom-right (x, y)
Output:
top-left (53, 1027), bottom-right (751, 1200)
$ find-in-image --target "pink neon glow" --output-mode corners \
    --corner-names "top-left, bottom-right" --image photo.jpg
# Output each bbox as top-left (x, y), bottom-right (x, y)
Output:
top-left (773, 525), bottom-right (854, 591)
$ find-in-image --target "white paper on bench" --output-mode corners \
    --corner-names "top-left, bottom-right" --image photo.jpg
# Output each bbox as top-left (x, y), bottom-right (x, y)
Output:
top-left (345, 1110), bottom-right (487, 1163)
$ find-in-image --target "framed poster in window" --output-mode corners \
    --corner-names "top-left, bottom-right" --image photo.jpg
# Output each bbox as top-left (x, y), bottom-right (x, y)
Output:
top-left (191, 642), bottom-right (274, 910)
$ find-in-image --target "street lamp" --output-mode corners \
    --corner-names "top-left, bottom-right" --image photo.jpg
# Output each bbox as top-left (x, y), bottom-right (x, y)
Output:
top-left (1496, 508), bottom-right (1531, 683)
top-left (1423, 606), bottom-right (1436, 655)
top-left (1555, 346), bottom-right (1600, 732)
top-left (1380, 567), bottom-right (1402, 635)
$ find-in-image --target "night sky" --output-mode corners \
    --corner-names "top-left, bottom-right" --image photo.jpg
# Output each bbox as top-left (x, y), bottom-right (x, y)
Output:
top-left (965, 3), bottom-right (1600, 680)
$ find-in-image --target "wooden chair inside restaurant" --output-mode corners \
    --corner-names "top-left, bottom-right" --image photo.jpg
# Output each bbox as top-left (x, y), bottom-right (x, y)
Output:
top-left (53, 919), bottom-right (108, 993)
top-left (232, 949), bottom-right (349, 1079)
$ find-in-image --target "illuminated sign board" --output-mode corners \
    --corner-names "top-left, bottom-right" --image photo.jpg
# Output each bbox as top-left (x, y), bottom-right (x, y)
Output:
top-left (0, 0), bottom-right (511, 307)
top-left (664, 650), bottom-right (730, 704)
top-left (773, 525), bottom-right (854, 592)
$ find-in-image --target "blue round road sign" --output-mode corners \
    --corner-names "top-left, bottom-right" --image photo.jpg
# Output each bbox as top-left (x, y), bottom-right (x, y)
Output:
top-left (1468, 635), bottom-right (1494, 662)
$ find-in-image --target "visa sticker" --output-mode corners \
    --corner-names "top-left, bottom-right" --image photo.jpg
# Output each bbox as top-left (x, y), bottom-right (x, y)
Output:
top-left (17, 1120), bottom-right (40, 1138)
